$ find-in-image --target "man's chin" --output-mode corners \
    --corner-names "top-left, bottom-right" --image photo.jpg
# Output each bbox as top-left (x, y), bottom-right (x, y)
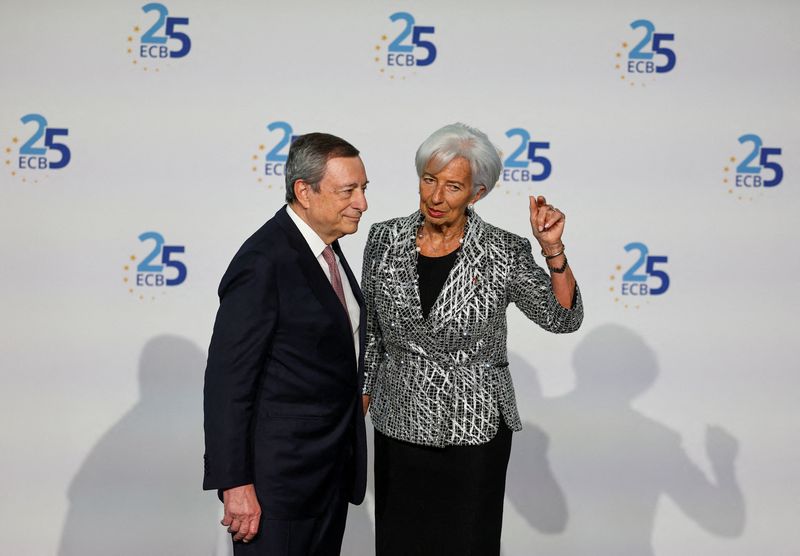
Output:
top-left (342, 217), bottom-right (361, 234)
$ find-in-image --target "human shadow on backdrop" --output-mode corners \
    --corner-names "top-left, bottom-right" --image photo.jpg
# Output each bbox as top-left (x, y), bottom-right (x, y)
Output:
top-left (504, 324), bottom-right (746, 555)
top-left (59, 335), bottom-right (218, 556)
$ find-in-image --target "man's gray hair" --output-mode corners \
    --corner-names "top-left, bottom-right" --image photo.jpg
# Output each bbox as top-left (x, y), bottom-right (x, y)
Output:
top-left (414, 123), bottom-right (502, 196)
top-left (285, 133), bottom-right (360, 203)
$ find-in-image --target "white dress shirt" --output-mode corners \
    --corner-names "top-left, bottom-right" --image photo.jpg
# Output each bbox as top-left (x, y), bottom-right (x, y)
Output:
top-left (287, 205), bottom-right (360, 361)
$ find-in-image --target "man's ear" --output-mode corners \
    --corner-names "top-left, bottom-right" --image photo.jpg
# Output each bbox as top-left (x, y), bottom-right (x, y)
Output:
top-left (294, 180), bottom-right (312, 209)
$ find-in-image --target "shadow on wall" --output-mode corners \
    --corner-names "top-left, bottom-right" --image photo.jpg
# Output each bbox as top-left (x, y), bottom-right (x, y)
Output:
top-left (58, 335), bottom-right (218, 556)
top-left (504, 324), bottom-right (746, 556)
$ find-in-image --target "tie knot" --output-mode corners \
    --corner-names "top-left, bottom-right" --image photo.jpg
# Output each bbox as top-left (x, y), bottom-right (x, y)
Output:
top-left (322, 245), bottom-right (336, 265)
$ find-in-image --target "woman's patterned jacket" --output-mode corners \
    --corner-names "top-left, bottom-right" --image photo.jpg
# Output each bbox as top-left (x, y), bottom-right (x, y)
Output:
top-left (362, 210), bottom-right (583, 447)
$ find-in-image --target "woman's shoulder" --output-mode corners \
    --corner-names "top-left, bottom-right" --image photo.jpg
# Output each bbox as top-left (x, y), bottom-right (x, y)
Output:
top-left (475, 218), bottom-right (530, 252)
top-left (367, 211), bottom-right (420, 238)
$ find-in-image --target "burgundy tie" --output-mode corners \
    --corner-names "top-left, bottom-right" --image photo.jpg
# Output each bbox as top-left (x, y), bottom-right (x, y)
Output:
top-left (322, 245), bottom-right (349, 312)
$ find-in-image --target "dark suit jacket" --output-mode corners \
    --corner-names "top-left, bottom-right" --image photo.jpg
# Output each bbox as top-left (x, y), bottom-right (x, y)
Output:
top-left (203, 205), bottom-right (367, 519)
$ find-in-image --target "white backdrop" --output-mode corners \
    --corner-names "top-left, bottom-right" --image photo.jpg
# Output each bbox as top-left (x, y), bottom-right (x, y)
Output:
top-left (1, 0), bottom-right (799, 554)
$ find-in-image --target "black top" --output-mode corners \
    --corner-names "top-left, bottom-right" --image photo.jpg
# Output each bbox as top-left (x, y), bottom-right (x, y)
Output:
top-left (417, 248), bottom-right (460, 319)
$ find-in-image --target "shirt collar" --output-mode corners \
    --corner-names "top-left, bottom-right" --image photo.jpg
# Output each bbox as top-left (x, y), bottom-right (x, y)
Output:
top-left (286, 203), bottom-right (329, 259)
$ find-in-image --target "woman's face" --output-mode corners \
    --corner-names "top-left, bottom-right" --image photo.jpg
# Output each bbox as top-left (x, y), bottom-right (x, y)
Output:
top-left (419, 157), bottom-right (483, 227)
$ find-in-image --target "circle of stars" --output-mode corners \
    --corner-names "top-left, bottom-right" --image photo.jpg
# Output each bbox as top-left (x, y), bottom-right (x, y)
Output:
top-left (723, 155), bottom-right (759, 202)
top-left (123, 254), bottom-right (164, 302)
top-left (4, 136), bottom-right (50, 183)
top-left (614, 41), bottom-right (655, 88)
top-left (250, 144), bottom-right (281, 192)
top-left (373, 34), bottom-right (414, 80)
top-left (608, 264), bottom-right (644, 310)
top-left (127, 25), bottom-right (163, 72)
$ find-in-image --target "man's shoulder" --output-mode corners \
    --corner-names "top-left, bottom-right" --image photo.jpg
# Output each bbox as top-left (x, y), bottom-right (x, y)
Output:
top-left (236, 208), bottom-right (290, 258)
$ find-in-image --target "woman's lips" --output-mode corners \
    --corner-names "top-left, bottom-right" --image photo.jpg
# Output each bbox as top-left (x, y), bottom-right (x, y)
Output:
top-left (427, 208), bottom-right (445, 218)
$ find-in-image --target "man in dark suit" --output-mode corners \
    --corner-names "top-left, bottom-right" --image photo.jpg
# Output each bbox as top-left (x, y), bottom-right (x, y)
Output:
top-left (203, 132), bottom-right (369, 555)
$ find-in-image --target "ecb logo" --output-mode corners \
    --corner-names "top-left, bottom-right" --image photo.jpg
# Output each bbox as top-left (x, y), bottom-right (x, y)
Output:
top-left (614, 19), bottom-right (676, 86)
top-left (124, 232), bottom-right (187, 300)
top-left (723, 134), bottom-right (783, 198)
top-left (127, 3), bottom-right (191, 70)
top-left (373, 12), bottom-right (437, 79)
top-left (501, 128), bottom-right (551, 183)
top-left (610, 242), bottom-right (670, 308)
top-left (251, 121), bottom-right (299, 189)
top-left (4, 114), bottom-right (71, 182)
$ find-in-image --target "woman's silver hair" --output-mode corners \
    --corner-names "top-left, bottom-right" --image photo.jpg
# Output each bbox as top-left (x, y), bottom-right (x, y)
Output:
top-left (414, 123), bottom-right (502, 196)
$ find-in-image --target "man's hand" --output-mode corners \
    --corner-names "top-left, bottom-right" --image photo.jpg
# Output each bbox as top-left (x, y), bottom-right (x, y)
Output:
top-left (221, 484), bottom-right (261, 543)
top-left (362, 394), bottom-right (371, 416)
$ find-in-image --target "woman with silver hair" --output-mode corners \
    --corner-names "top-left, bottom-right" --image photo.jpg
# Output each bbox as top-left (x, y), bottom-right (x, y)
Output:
top-left (361, 123), bottom-right (583, 554)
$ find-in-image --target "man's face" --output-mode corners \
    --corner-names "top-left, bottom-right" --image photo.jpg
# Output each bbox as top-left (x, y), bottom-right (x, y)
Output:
top-left (305, 156), bottom-right (368, 243)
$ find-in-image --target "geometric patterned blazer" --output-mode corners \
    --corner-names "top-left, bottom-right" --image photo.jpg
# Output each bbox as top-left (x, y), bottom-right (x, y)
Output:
top-left (362, 210), bottom-right (584, 447)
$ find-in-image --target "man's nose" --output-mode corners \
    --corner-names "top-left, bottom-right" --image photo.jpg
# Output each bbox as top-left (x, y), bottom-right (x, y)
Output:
top-left (352, 187), bottom-right (368, 212)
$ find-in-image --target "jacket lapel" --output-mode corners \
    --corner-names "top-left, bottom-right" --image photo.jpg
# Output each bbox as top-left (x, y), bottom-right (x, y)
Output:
top-left (392, 212), bottom-right (426, 324)
top-left (333, 240), bottom-right (366, 374)
top-left (275, 207), bottom-right (353, 342)
top-left (333, 240), bottom-right (364, 310)
top-left (426, 211), bottom-right (486, 335)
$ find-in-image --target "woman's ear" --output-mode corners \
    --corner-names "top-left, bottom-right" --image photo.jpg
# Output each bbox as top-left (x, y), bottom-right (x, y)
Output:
top-left (472, 184), bottom-right (487, 204)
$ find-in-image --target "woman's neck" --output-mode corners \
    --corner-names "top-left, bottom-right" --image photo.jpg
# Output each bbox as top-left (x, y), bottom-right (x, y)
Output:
top-left (421, 215), bottom-right (467, 240)
top-left (417, 214), bottom-right (467, 255)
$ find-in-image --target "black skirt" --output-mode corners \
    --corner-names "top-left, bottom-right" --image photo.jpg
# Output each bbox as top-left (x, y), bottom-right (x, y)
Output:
top-left (374, 419), bottom-right (513, 556)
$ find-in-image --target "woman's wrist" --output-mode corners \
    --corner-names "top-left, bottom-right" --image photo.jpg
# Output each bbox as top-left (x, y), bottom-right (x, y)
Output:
top-left (540, 241), bottom-right (565, 258)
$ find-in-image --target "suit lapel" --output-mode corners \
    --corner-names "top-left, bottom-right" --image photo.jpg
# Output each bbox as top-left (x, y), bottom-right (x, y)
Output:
top-left (275, 207), bottom-right (353, 340)
top-left (333, 240), bottom-right (365, 373)
top-left (333, 240), bottom-right (364, 310)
